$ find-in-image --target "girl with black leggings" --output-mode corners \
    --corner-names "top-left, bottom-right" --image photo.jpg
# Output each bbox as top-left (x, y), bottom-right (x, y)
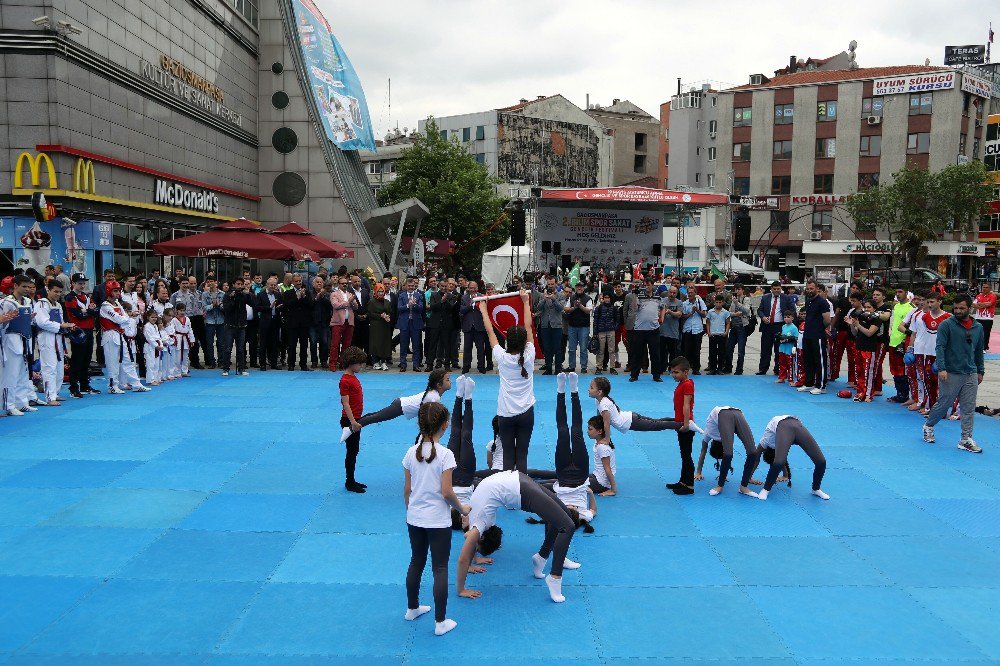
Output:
top-left (753, 415), bottom-right (830, 501)
top-left (695, 406), bottom-right (760, 497)
top-left (402, 402), bottom-right (470, 636)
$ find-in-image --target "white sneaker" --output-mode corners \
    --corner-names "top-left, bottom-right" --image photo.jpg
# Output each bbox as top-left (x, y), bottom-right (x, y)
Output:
top-left (809, 388), bottom-right (825, 395)
top-left (8, 407), bottom-right (24, 416)
top-left (134, 385), bottom-right (151, 392)
top-left (222, 370), bottom-right (229, 376)
top-left (34, 398), bottom-right (48, 406)
top-left (109, 387), bottom-right (125, 395)
top-left (922, 424), bottom-right (935, 443)
top-left (21, 405), bottom-right (38, 412)
top-left (796, 385), bottom-right (811, 392)
top-left (239, 371), bottom-right (249, 376)
top-left (958, 438), bottom-right (983, 454)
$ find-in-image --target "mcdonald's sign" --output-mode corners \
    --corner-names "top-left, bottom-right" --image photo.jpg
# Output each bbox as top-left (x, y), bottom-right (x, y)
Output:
top-left (73, 158), bottom-right (96, 194)
top-left (13, 151), bottom-right (57, 190)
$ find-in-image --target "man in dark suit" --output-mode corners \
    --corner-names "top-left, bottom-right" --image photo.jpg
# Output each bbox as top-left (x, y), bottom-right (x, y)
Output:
top-left (281, 273), bottom-right (313, 371)
top-left (437, 278), bottom-right (461, 369)
top-left (348, 274), bottom-right (371, 362)
top-left (395, 276), bottom-right (425, 371)
top-left (254, 276), bottom-right (281, 370)
top-left (757, 281), bottom-right (795, 375)
top-left (460, 279), bottom-right (487, 373)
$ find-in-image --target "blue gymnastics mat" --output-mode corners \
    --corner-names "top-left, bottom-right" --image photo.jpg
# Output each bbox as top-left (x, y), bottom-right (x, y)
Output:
top-left (0, 369), bottom-right (998, 662)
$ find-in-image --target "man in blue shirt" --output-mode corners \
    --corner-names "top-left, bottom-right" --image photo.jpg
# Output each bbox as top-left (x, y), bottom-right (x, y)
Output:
top-left (681, 288), bottom-right (707, 374)
top-left (799, 280), bottom-right (831, 395)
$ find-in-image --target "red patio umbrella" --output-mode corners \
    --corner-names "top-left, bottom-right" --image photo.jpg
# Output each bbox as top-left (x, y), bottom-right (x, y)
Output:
top-left (152, 218), bottom-right (315, 261)
top-left (272, 222), bottom-right (348, 259)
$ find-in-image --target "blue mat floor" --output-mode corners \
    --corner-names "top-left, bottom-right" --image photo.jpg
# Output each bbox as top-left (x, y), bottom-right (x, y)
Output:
top-left (1, 370), bottom-right (998, 663)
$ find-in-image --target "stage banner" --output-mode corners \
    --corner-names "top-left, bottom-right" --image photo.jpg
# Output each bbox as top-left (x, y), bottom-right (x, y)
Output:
top-left (535, 206), bottom-right (662, 267)
top-left (290, 0), bottom-right (375, 151)
top-left (472, 292), bottom-right (544, 358)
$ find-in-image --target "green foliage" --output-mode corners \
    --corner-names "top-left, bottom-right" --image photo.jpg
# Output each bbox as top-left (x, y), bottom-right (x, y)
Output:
top-left (377, 118), bottom-right (508, 270)
top-left (844, 161), bottom-right (995, 269)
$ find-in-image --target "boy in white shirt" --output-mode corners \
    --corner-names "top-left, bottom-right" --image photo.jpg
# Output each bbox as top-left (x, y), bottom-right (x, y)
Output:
top-left (119, 301), bottom-right (149, 392)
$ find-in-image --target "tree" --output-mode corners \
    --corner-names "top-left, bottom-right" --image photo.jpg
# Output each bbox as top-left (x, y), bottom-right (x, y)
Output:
top-left (377, 118), bottom-right (508, 271)
top-left (844, 162), bottom-right (995, 269)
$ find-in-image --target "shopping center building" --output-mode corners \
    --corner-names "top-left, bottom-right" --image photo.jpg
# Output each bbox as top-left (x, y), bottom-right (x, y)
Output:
top-left (0, 0), bottom-right (394, 282)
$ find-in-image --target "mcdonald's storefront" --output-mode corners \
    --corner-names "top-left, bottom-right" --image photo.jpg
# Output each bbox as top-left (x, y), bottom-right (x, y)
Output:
top-left (3, 145), bottom-right (260, 282)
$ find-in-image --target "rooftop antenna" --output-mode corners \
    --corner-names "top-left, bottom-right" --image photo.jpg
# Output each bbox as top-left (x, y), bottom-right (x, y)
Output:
top-left (847, 40), bottom-right (859, 70)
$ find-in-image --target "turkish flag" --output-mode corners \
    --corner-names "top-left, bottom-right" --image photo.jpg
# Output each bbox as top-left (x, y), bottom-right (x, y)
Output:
top-left (474, 292), bottom-right (544, 359)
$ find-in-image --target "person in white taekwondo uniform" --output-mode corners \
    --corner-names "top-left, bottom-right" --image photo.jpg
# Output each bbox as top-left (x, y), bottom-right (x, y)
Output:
top-left (118, 301), bottom-right (149, 391)
top-left (1, 275), bottom-right (39, 415)
top-left (34, 280), bottom-right (78, 405)
top-left (99, 280), bottom-right (132, 394)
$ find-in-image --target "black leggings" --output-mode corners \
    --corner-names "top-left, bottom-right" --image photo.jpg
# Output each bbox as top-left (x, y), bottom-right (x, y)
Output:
top-left (448, 397), bottom-right (476, 488)
top-left (498, 406), bottom-right (535, 473)
top-left (406, 523), bottom-right (451, 622)
top-left (340, 415), bottom-right (360, 484)
top-left (518, 473), bottom-right (574, 576)
top-left (555, 390), bottom-right (589, 488)
top-left (715, 408), bottom-right (758, 488)
top-left (762, 418), bottom-right (826, 492)
top-left (359, 398), bottom-right (404, 427)
top-left (630, 413), bottom-right (683, 432)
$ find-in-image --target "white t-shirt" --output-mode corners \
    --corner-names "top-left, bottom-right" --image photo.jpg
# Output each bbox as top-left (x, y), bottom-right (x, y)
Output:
top-left (493, 343), bottom-right (536, 417)
top-left (592, 443), bottom-right (616, 489)
top-left (702, 406), bottom-right (735, 445)
top-left (400, 389), bottom-right (442, 419)
top-left (596, 397), bottom-right (632, 433)
top-left (487, 438), bottom-right (504, 471)
top-left (402, 441), bottom-right (457, 529)
top-left (468, 470), bottom-right (521, 535)
top-left (553, 481), bottom-right (589, 513)
top-left (759, 415), bottom-right (796, 450)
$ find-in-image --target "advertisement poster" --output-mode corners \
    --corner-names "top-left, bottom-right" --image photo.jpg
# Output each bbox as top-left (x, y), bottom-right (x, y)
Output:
top-left (534, 207), bottom-right (662, 267)
top-left (0, 216), bottom-right (109, 283)
top-left (291, 0), bottom-right (375, 151)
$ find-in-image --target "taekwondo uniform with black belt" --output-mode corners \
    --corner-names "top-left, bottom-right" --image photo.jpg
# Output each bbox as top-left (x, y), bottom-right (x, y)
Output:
top-left (171, 314), bottom-right (195, 376)
top-left (119, 311), bottom-right (147, 391)
top-left (1, 294), bottom-right (37, 413)
top-left (160, 317), bottom-right (178, 379)
top-left (143, 320), bottom-right (162, 384)
top-left (34, 296), bottom-right (67, 403)
top-left (99, 291), bottom-right (130, 394)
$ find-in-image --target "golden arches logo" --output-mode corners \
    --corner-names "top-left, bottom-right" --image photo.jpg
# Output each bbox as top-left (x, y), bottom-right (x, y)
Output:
top-left (13, 152), bottom-right (57, 189)
top-left (73, 158), bottom-right (96, 194)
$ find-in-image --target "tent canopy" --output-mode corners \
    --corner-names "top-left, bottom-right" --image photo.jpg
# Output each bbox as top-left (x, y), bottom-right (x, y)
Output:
top-left (728, 256), bottom-right (765, 274)
top-left (152, 218), bottom-right (314, 261)
top-left (272, 222), bottom-right (348, 259)
top-left (481, 238), bottom-right (531, 289)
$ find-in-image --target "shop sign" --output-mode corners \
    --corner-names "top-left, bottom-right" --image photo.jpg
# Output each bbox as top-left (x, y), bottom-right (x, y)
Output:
top-left (154, 180), bottom-right (221, 214)
top-left (790, 194), bottom-right (851, 206)
top-left (196, 248), bottom-right (249, 258)
top-left (139, 57), bottom-right (243, 127)
top-left (961, 72), bottom-right (994, 98)
top-left (843, 241), bottom-right (893, 254)
top-left (729, 195), bottom-right (778, 210)
top-left (944, 45), bottom-right (986, 66)
top-left (873, 72), bottom-right (955, 96)
top-left (957, 244), bottom-right (981, 255)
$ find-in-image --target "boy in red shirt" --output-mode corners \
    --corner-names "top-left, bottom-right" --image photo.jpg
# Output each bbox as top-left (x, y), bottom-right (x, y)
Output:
top-left (339, 345), bottom-right (368, 493)
top-left (666, 356), bottom-right (696, 495)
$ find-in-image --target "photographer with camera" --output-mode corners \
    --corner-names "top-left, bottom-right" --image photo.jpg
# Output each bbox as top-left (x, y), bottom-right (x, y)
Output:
top-left (221, 277), bottom-right (252, 377)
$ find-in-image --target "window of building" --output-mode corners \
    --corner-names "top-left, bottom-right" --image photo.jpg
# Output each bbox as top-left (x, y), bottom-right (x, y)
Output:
top-left (711, 97), bottom-right (717, 107)
top-left (695, 173), bottom-right (701, 183)
top-left (981, 213), bottom-right (1000, 232)
top-left (707, 147), bottom-right (716, 161)
top-left (439, 129), bottom-right (447, 140)
top-left (706, 174), bottom-right (716, 188)
top-left (811, 211), bottom-right (833, 230)
top-left (664, 153), bottom-right (669, 166)
top-left (907, 132), bottom-right (930, 154)
top-left (817, 100), bottom-right (837, 122)
top-left (770, 211), bottom-right (790, 230)
top-left (859, 135), bottom-right (881, 157)
top-left (959, 134), bottom-right (967, 155)
top-left (858, 172), bottom-right (880, 190)
top-left (814, 174), bottom-right (834, 193)
top-left (733, 107), bottom-right (752, 127)
top-left (733, 177), bottom-right (750, 195)
top-left (733, 143), bottom-right (751, 161)
top-left (773, 140), bottom-right (792, 160)
top-left (476, 125), bottom-right (485, 140)
top-left (908, 93), bottom-right (933, 115)
top-left (475, 153), bottom-right (486, 165)
top-left (708, 119), bottom-right (718, 134)
top-left (771, 175), bottom-right (791, 195)
top-left (861, 97), bottom-right (884, 117)
top-left (230, 0), bottom-right (258, 27)
top-left (635, 133), bottom-right (647, 150)
top-left (384, 161), bottom-right (396, 173)
top-left (462, 127), bottom-right (471, 142)
top-left (816, 138), bottom-right (836, 158)
top-left (774, 103), bottom-right (794, 124)
top-left (634, 155), bottom-right (646, 172)
top-left (973, 137), bottom-right (981, 159)
top-left (366, 162), bottom-right (380, 175)
top-left (696, 146), bottom-right (701, 156)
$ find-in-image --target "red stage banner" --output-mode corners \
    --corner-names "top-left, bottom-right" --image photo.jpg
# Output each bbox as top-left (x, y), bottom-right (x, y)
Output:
top-left (473, 292), bottom-right (544, 359)
top-left (541, 186), bottom-right (728, 205)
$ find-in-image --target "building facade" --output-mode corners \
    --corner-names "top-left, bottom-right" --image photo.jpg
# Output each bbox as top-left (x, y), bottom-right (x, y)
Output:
top-left (585, 99), bottom-right (660, 186)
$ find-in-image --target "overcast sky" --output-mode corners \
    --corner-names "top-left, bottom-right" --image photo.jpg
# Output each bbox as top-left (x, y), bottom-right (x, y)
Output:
top-left (318, 0), bottom-right (996, 140)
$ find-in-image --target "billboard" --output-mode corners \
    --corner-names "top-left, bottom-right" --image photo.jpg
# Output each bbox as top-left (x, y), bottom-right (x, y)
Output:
top-left (0, 216), bottom-right (111, 283)
top-left (872, 71), bottom-right (955, 96)
top-left (944, 45), bottom-right (986, 66)
top-left (535, 206), bottom-right (663, 267)
top-left (986, 114), bottom-right (1000, 173)
top-left (290, 0), bottom-right (375, 151)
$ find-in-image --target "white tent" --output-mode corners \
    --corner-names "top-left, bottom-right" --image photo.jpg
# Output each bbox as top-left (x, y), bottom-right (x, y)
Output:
top-left (481, 238), bottom-right (532, 289)
top-left (727, 255), bottom-right (765, 274)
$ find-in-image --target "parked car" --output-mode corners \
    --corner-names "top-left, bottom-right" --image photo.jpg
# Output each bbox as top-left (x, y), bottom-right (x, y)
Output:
top-left (856, 268), bottom-right (968, 293)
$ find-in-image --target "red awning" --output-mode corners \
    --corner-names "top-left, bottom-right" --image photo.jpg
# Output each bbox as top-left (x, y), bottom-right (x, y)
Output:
top-left (540, 186), bottom-right (729, 205)
top-left (152, 218), bottom-right (315, 261)
top-left (272, 222), bottom-right (349, 259)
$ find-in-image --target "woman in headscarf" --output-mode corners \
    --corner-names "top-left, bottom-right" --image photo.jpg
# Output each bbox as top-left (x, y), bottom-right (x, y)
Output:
top-left (368, 282), bottom-right (394, 370)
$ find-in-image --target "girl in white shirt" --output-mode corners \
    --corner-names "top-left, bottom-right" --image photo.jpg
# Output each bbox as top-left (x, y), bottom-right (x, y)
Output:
top-left (142, 310), bottom-right (163, 386)
top-left (695, 406), bottom-right (759, 497)
top-left (402, 401), bottom-right (469, 637)
top-left (589, 376), bottom-right (684, 436)
top-left (752, 415), bottom-right (830, 501)
top-left (341, 368), bottom-right (450, 442)
top-left (479, 290), bottom-right (536, 472)
top-left (159, 307), bottom-right (178, 380)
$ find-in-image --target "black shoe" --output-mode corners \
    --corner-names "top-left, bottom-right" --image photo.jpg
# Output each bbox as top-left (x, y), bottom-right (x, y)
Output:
top-left (666, 482), bottom-right (684, 490)
top-left (653, 376), bottom-right (663, 382)
top-left (70, 390), bottom-right (83, 399)
top-left (755, 371), bottom-right (767, 376)
top-left (259, 366), bottom-right (267, 371)
top-left (300, 367), bottom-right (312, 372)
top-left (251, 363), bottom-right (259, 369)
top-left (355, 481), bottom-right (368, 489)
top-left (541, 369), bottom-right (552, 376)
top-left (735, 370), bottom-right (743, 375)
top-left (399, 366), bottom-right (407, 372)
top-left (345, 482), bottom-right (366, 494)
top-left (479, 369), bottom-right (488, 374)
top-left (672, 485), bottom-right (695, 496)
top-left (84, 388), bottom-right (101, 395)
top-left (628, 377), bottom-right (638, 382)
top-left (191, 364), bottom-right (204, 370)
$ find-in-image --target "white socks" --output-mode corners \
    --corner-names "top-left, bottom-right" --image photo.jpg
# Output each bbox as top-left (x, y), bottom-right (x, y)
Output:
top-left (404, 605), bottom-right (430, 621)
top-left (435, 619), bottom-right (457, 636)
top-left (556, 372), bottom-right (567, 393)
top-left (464, 377), bottom-right (476, 399)
top-left (562, 557), bottom-right (581, 570)
top-left (532, 553), bottom-right (547, 579)
top-left (757, 489), bottom-right (769, 501)
top-left (813, 489), bottom-right (830, 500)
top-left (545, 574), bottom-right (565, 603)
top-left (568, 372), bottom-right (579, 393)
top-left (709, 487), bottom-right (722, 496)
top-left (739, 488), bottom-right (760, 499)
top-left (455, 375), bottom-right (466, 399)
top-left (340, 426), bottom-right (352, 443)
